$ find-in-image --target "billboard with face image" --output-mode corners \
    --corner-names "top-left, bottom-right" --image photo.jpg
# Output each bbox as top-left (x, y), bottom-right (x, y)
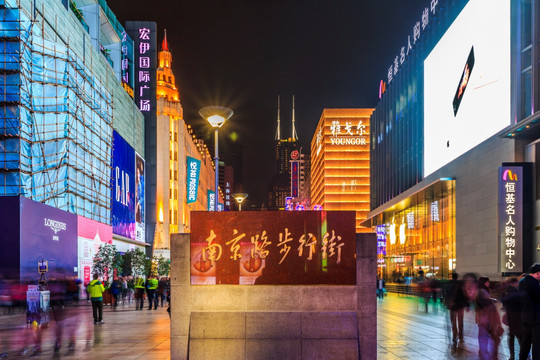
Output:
top-left (424, 0), bottom-right (510, 176)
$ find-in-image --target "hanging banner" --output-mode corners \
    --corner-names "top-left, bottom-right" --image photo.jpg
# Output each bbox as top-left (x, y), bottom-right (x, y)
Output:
top-left (207, 190), bottom-right (215, 211)
top-left (187, 156), bottom-right (201, 204)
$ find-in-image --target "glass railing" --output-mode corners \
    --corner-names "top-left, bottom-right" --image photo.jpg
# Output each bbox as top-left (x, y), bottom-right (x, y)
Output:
top-left (69, 1), bottom-right (89, 33)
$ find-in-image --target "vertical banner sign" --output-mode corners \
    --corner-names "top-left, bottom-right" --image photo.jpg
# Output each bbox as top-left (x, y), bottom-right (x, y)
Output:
top-left (376, 225), bottom-right (387, 256)
top-left (134, 26), bottom-right (155, 113)
top-left (126, 21), bottom-right (157, 248)
top-left (291, 161), bottom-right (299, 198)
top-left (186, 156), bottom-right (201, 204)
top-left (135, 153), bottom-right (145, 242)
top-left (224, 182), bottom-right (232, 210)
top-left (207, 190), bottom-right (215, 211)
top-left (120, 30), bottom-right (134, 98)
top-left (498, 166), bottom-right (523, 273)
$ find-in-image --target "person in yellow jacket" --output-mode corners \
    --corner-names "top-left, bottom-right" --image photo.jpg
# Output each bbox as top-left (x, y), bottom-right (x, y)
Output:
top-left (134, 276), bottom-right (145, 310)
top-left (146, 275), bottom-right (159, 310)
top-left (87, 274), bottom-right (105, 324)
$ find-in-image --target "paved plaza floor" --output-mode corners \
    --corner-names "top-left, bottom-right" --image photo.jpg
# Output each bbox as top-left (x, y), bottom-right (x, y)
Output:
top-left (0, 293), bottom-right (518, 359)
top-left (377, 293), bottom-right (513, 359)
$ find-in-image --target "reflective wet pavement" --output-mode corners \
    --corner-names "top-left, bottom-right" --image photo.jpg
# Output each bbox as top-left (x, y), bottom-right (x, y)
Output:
top-left (377, 293), bottom-right (512, 359)
top-left (0, 301), bottom-right (170, 359)
top-left (0, 293), bottom-right (516, 359)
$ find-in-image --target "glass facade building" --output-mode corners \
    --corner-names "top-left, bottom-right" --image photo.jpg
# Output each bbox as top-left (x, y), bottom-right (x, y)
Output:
top-left (369, 0), bottom-right (468, 209)
top-left (366, 0), bottom-right (540, 280)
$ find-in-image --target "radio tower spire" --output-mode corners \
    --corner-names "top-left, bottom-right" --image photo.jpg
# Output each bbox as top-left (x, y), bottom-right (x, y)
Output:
top-left (275, 95), bottom-right (281, 141)
top-left (291, 94), bottom-right (298, 141)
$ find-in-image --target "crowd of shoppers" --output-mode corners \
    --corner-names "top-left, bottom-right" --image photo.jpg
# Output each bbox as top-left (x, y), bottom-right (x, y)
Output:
top-left (435, 263), bottom-right (540, 360)
top-left (0, 272), bottom-right (171, 357)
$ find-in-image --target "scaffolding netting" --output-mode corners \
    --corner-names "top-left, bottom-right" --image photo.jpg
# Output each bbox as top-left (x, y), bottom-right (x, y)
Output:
top-left (0, 2), bottom-right (113, 224)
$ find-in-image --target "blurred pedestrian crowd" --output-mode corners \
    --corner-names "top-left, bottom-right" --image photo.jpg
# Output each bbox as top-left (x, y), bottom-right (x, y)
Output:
top-left (0, 272), bottom-right (170, 358)
top-left (379, 263), bottom-right (540, 360)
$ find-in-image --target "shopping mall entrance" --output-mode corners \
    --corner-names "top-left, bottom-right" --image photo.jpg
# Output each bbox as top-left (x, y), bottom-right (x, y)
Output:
top-left (368, 179), bottom-right (456, 283)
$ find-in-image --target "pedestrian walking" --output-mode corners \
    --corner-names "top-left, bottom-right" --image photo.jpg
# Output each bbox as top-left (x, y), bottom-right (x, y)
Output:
top-left (157, 277), bottom-right (165, 307)
top-left (127, 276), bottom-right (135, 306)
top-left (134, 276), bottom-right (145, 310)
top-left (110, 277), bottom-right (122, 310)
top-left (376, 275), bottom-right (385, 302)
top-left (87, 274), bottom-right (105, 324)
top-left (519, 263), bottom-right (540, 360)
top-left (501, 277), bottom-right (523, 360)
top-left (146, 275), bottom-right (158, 310)
top-left (444, 272), bottom-right (468, 348)
top-left (475, 276), bottom-right (503, 360)
top-left (121, 277), bottom-right (128, 306)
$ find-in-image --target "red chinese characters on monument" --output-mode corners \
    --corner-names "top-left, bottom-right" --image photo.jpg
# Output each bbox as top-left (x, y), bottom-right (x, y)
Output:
top-left (190, 211), bottom-right (356, 285)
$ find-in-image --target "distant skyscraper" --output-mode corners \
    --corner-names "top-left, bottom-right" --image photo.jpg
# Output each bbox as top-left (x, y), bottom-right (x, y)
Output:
top-left (268, 96), bottom-right (299, 210)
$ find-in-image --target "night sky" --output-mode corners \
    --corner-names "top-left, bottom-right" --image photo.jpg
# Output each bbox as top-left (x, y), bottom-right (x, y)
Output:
top-left (108, 0), bottom-right (430, 207)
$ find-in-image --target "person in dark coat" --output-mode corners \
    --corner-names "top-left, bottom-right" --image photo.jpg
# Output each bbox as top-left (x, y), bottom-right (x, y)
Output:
top-left (444, 272), bottom-right (469, 345)
top-left (519, 263), bottom-right (540, 360)
top-left (501, 277), bottom-right (523, 360)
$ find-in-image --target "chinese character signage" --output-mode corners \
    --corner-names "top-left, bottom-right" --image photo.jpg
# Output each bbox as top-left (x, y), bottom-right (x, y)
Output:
top-left (190, 211), bottom-right (357, 285)
top-left (498, 166), bottom-right (523, 273)
top-left (386, 0), bottom-right (439, 84)
top-left (120, 30), bottom-right (134, 98)
top-left (126, 21), bottom-right (157, 247)
top-left (376, 225), bottom-right (386, 256)
top-left (186, 156), bottom-right (201, 204)
top-left (328, 119), bottom-right (368, 146)
top-left (129, 24), bottom-right (157, 113)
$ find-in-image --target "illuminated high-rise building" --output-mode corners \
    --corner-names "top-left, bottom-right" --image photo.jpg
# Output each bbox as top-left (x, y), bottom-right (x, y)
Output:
top-left (268, 96), bottom-right (299, 210)
top-left (154, 31), bottom-right (216, 257)
top-left (310, 109), bottom-right (373, 232)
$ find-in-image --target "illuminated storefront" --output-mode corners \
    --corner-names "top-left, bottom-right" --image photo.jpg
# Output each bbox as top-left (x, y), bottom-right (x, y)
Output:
top-left (368, 180), bottom-right (455, 281)
top-left (310, 109), bottom-right (373, 233)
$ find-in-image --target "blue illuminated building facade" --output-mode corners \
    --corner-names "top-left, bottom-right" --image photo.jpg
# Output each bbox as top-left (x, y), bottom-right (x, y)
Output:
top-left (365, 0), bottom-right (540, 280)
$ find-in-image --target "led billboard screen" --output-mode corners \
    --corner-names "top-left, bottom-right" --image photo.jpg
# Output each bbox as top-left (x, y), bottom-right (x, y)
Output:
top-left (190, 211), bottom-right (356, 285)
top-left (111, 131), bottom-right (136, 239)
top-left (424, 0), bottom-right (510, 176)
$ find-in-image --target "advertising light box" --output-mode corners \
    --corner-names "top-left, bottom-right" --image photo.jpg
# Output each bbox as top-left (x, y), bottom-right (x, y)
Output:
top-left (424, 0), bottom-right (510, 176)
top-left (20, 197), bottom-right (78, 282)
top-left (111, 131), bottom-right (136, 239)
top-left (190, 211), bottom-right (357, 285)
top-left (77, 216), bottom-right (112, 288)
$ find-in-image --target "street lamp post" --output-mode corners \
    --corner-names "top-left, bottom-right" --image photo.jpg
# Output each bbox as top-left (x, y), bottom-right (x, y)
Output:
top-left (199, 106), bottom-right (233, 211)
top-left (232, 193), bottom-right (248, 211)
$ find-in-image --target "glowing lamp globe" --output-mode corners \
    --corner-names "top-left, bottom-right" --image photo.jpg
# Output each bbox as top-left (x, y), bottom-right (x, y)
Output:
top-left (199, 106), bottom-right (233, 128)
